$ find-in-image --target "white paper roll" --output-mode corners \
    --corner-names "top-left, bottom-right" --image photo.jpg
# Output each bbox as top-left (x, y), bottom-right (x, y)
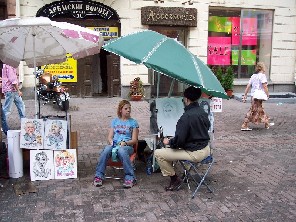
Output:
top-left (7, 130), bottom-right (23, 178)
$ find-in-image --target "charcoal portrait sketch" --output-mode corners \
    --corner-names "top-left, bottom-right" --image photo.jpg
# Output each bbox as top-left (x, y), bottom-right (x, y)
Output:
top-left (30, 150), bottom-right (54, 181)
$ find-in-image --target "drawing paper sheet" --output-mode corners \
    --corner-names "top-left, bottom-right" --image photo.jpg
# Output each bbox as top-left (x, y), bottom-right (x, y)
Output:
top-left (20, 118), bottom-right (44, 149)
top-left (155, 97), bottom-right (184, 137)
top-left (30, 150), bottom-right (54, 181)
top-left (44, 119), bottom-right (67, 150)
top-left (54, 149), bottom-right (77, 179)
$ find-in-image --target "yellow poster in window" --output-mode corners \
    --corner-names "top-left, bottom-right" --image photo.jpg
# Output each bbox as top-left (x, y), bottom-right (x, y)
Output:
top-left (42, 54), bottom-right (77, 82)
top-left (87, 27), bottom-right (118, 39)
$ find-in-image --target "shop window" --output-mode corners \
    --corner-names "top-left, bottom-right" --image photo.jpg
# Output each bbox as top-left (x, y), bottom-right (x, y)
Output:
top-left (208, 7), bottom-right (274, 79)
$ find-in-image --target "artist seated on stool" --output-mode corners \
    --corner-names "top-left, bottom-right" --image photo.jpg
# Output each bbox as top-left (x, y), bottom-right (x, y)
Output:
top-left (154, 86), bottom-right (211, 191)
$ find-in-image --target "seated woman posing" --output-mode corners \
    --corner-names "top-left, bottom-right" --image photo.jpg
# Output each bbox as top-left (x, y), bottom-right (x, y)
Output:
top-left (94, 100), bottom-right (139, 188)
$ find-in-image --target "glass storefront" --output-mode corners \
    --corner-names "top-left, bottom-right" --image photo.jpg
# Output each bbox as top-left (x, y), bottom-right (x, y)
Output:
top-left (208, 7), bottom-right (274, 79)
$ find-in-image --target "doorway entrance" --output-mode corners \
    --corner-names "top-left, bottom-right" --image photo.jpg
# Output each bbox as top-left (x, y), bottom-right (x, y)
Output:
top-left (36, 1), bottom-right (121, 98)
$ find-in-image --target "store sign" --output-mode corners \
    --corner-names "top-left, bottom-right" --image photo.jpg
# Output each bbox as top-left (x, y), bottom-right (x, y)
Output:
top-left (207, 37), bottom-right (231, 65)
top-left (42, 54), bottom-right (77, 83)
top-left (232, 50), bottom-right (256, 65)
top-left (141, 6), bottom-right (197, 27)
top-left (232, 17), bottom-right (257, 46)
top-left (208, 16), bottom-right (232, 33)
top-left (87, 27), bottom-right (118, 38)
top-left (211, 98), bottom-right (222, 112)
top-left (36, 0), bottom-right (116, 19)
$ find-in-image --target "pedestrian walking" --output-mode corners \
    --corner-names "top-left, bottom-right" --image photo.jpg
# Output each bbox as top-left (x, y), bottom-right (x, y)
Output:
top-left (241, 62), bottom-right (273, 130)
top-left (1, 64), bottom-right (26, 121)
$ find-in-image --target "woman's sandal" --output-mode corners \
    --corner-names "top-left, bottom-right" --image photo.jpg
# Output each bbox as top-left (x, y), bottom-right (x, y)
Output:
top-left (241, 127), bottom-right (252, 131)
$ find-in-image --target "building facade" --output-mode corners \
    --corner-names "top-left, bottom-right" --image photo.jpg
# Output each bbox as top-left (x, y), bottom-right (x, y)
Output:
top-left (2, 0), bottom-right (296, 99)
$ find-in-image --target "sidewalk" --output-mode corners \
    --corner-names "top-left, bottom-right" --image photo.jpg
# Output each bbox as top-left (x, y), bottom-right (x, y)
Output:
top-left (0, 97), bottom-right (296, 221)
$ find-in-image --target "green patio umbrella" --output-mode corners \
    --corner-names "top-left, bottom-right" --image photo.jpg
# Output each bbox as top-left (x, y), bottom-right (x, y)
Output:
top-left (103, 30), bottom-right (228, 99)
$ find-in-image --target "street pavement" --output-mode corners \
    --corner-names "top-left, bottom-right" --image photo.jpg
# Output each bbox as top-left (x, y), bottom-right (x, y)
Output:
top-left (0, 97), bottom-right (295, 222)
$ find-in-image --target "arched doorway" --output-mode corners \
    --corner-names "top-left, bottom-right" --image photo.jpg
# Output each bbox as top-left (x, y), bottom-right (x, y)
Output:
top-left (36, 0), bottom-right (121, 97)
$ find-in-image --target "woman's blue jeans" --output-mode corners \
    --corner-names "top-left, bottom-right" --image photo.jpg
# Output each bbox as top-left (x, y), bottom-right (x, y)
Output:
top-left (95, 145), bottom-right (135, 181)
top-left (3, 91), bottom-right (26, 119)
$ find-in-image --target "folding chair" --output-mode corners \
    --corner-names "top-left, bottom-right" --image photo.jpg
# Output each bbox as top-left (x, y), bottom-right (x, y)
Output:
top-left (178, 149), bottom-right (214, 199)
top-left (178, 131), bottom-right (215, 198)
top-left (105, 142), bottom-right (138, 180)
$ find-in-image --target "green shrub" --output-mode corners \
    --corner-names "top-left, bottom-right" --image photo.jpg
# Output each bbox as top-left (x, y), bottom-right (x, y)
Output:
top-left (222, 66), bottom-right (234, 90)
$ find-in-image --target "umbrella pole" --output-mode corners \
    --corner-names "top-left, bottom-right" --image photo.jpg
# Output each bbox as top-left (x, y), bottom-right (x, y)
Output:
top-left (168, 79), bottom-right (175, 98)
top-left (33, 32), bottom-right (38, 119)
top-left (156, 72), bottom-right (160, 98)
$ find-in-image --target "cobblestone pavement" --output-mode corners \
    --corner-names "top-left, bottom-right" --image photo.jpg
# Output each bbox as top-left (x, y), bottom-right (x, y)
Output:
top-left (0, 97), bottom-right (295, 222)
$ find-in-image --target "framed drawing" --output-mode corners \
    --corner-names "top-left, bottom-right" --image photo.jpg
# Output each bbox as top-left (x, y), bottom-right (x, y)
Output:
top-left (54, 149), bottom-right (77, 179)
top-left (30, 150), bottom-right (54, 181)
top-left (44, 119), bottom-right (67, 150)
top-left (20, 118), bottom-right (44, 149)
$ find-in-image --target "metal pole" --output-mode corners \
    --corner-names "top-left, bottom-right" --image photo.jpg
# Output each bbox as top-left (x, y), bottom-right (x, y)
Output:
top-left (33, 30), bottom-right (38, 119)
top-left (156, 72), bottom-right (160, 98)
top-left (168, 79), bottom-right (175, 98)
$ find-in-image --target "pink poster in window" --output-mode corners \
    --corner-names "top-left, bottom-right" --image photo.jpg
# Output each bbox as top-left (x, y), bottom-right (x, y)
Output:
top-left (207, 37), bottom-right (231, 65)
top-left (232, 17), bottom-right (240, 45)
top-left (242, 18), bottom-right (257, 45)
top-left (232, 17), bottom-right (257, 46)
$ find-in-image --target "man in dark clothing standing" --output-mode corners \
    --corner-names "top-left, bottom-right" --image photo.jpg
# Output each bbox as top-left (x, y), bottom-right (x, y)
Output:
top-left (154, 86), bottom-right (211, 191)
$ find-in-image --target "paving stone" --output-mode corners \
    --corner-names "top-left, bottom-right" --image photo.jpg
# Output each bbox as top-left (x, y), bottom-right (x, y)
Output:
top-left (0, 98), bottom-right (296, 221)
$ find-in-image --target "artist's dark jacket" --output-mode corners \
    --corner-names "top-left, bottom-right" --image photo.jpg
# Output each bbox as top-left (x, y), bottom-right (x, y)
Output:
top-left (169, 102), bottom-right (210, 151)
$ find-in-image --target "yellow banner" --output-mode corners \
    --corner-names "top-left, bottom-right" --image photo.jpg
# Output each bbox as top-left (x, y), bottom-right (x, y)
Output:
top-left (42, 54), bottom-right (77, 82)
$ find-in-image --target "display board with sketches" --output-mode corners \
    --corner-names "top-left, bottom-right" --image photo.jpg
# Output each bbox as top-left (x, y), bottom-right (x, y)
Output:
top-left (30, 149), bottom-right (77, 181)
top-left (155, 97), bottom-right (184, 137)
top-left (30, 150), bottom-right (54, 181)
top-left (20, 118), bottom-right (44, 149)
top-left (20, 119), bottom-right (67, 150)
top-left (19, 118), bottom-right (76, 181)
top-left (44, 119), bottom-right (67, 150)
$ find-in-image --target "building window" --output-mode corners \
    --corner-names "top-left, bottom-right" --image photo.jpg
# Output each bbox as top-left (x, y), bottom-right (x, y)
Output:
top-left (208, 7), bottom-right (274, 79)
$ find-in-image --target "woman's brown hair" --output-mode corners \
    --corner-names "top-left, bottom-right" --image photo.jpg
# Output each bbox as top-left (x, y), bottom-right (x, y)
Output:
top-left (117, 100), bottom-right (131, 117)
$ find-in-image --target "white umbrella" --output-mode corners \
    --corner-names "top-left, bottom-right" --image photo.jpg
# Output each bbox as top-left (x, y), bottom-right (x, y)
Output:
top-left (0, 17), bottom-right (104, 117)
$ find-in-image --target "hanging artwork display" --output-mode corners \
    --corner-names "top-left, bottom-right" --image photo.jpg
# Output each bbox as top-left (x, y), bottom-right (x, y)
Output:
top-left (30, 150), bottom-right (54, 181)
top-left (54, 149), bottom-right (77, 179)
top-left (44, 119), bottom-right (67, 150)
top-left (20, 118), bottom-right (44, 149)
top-left (155, 97), bottom-right (184, 137)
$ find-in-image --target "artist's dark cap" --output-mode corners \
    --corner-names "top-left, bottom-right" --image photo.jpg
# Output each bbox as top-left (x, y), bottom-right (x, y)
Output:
top-left (183, 86), bottom-right (201, 101)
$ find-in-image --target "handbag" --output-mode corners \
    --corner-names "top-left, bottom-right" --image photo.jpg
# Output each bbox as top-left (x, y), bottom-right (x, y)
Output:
top-left (253, 89), bottom-right (268, 101)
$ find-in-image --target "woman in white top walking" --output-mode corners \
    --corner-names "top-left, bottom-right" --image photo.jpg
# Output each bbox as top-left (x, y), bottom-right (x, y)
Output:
top-left (241, 62), bottom-right (273, 131)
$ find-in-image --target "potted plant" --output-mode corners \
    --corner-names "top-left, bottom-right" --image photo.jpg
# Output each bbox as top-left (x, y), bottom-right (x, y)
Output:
top-left (214, 66), bottom-right (224, 84)
top-left (222, 66), bottom-right (234, 97)
top-left (129, 77), bottom-right (144, 101)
